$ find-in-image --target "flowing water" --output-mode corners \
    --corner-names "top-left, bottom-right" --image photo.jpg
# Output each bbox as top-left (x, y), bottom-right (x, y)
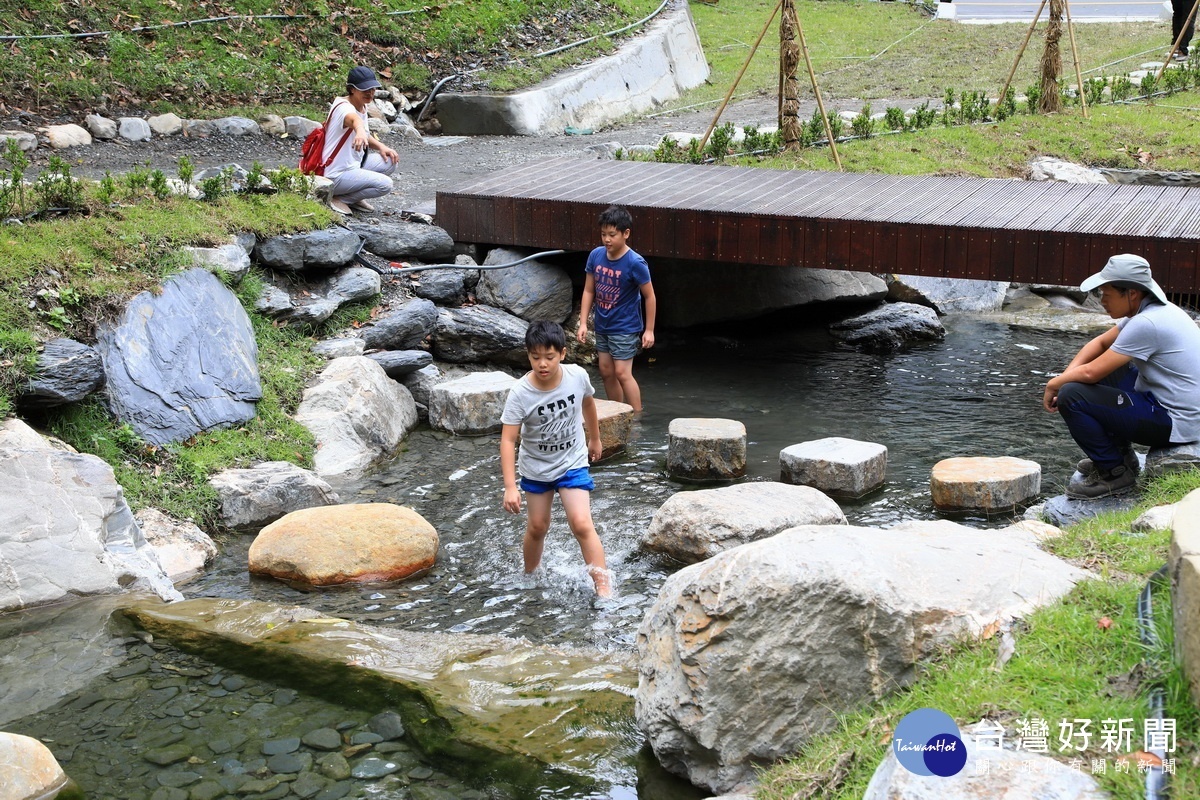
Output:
top-left (1, 314), bottom-right (1095, 799)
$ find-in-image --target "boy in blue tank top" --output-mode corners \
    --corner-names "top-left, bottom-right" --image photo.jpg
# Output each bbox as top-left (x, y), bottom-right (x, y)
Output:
top-left (575, 206), bottom-right (657, 412)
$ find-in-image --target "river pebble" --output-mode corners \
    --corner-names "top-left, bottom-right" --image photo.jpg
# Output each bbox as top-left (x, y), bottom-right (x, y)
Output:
top-left (261, 736), bottom-right (300, 755)
top-left (301, 727), bottom-right (342, 750)
top-left (368, 711), bottom-right (405, 740)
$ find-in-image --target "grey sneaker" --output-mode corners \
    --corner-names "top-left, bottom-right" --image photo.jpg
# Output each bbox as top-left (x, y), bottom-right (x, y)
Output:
top-left (1066, 464), bottom-right (1138, 500)
top-left (1076, 448), bottom-right (1138, 478)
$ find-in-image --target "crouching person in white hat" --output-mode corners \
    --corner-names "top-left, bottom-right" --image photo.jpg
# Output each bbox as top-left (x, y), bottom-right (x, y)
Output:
top-left (1043, 254), bottom-right (1200, 499)
top-left (322, 65), bottom-right (399, 215)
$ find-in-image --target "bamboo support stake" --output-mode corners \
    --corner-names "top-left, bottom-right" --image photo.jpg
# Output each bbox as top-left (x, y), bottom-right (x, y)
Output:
top-left (699, 0), bottom-right (783, 152)
top-left (1064, 0), bottom-right (1088, 117)
top-left (1158, 0), bottom-right (1200, 80)
top-left (997, 0), bottom-right (1049, 111)
top-left (797, 14), bottom-right (841, 169)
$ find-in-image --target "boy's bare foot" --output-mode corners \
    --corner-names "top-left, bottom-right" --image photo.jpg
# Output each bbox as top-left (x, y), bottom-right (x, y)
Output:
top-left (589, 565), bottom-right (613, 599)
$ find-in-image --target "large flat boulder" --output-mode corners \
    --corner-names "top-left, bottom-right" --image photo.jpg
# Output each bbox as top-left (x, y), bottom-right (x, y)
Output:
top-left (428, 371), bottom-right (517, 435)
top-left (653, 263), bottom-right (887, 328)
top-left (123, 598), bottom-right (638, 795)
top-left (888, 275), bottom-right (1009, 314)
top-left (96, 268), bottom-right (261, 446)
top-left (636, 520), bottom-right (1086, 794)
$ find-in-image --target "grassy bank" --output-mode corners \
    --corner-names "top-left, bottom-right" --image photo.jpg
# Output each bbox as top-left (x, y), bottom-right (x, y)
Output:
top-left (683, 0), bottom-right (1171, 110)
top-left (0, 180), bottom-right (355, 528)
top-left (757, 472), bottom-right (1200, 799)
top-left (0, 0), bottom-right (660, 115)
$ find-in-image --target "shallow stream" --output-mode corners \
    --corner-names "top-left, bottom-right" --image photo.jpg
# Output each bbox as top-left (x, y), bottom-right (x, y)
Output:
top-left (2, 314), bottom-right (1094, 799)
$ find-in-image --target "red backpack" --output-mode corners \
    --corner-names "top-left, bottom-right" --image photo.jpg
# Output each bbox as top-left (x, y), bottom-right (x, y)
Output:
top-left (299, 101), bottom-right (354, 176)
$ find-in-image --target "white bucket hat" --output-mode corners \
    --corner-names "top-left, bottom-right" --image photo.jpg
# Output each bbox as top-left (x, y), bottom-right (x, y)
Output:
top-left (1079, 254), bottom-right (1168, 305)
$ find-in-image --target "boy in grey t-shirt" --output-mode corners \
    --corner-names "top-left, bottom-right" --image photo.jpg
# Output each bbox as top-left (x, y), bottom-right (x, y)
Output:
top-left (500, 321), bottom-right (610, 597)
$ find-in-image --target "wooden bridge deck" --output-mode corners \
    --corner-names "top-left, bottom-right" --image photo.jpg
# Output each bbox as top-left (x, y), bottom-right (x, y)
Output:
top-left (436, 158), bottom-right (1200, 293)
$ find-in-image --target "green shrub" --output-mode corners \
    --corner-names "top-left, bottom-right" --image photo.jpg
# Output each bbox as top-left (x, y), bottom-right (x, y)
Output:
top-left (884, 106), bottom-right (907, 131)
top-left (177, 155), bottom-right (195, 187)
top-left (850, 103), bottom-right (875, 138)
top-left (911, 101), bottom-right (936, 129)
top-left (705, 122), bottom-right (737, 161)
top-left (33, 156), bottom-right (86, 212)
top-left (1024, 83), bottom-right (1042, 113)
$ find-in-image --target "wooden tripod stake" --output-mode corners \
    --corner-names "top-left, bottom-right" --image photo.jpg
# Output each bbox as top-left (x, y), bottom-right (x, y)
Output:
top-left (699, 0), bottom-right (783, 152)
top-left (997, 0), bottom-right (1048, 112)
top-left (1064, 0), bottom-right (1088, 117)
top-left (797, 12), bottom-right (841, 169)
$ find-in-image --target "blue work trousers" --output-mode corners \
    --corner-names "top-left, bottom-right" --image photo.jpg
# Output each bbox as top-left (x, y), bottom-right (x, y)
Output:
top-left (1057, 364), bottom-right (1174, 471)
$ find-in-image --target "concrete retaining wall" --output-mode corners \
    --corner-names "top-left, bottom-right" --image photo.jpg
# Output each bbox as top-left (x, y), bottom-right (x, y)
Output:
top-left (437, 0), bottom-right (708, 136)
top-left (1170, 489), bottom-right (1200, 706)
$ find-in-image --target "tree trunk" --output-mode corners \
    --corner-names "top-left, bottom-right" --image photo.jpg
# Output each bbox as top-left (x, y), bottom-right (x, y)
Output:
top-left (780, 0), bottom-right (801, 150)
top-left (1039, 0), bottom-right (1064, 113)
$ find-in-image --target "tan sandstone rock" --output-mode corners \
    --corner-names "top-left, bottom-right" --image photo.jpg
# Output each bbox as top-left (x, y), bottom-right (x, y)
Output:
top-left (249, 503), bottom-right (438, 585)
top-left (930, 456), bottom-right (1041, 512)
top-left (0, 732), bottom-right (69, 799)
top-left (595, 398), bottom-right (635, 460)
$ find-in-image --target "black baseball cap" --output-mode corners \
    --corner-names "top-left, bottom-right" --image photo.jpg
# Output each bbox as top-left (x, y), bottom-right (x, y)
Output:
top-left (348, 66), bottom-right (383, 91)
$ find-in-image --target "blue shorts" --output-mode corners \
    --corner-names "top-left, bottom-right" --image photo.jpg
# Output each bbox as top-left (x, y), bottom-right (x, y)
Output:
top-left (594, 331), bottom-right (640, 361)
top-left (520, 466), bottom-right (595, 494)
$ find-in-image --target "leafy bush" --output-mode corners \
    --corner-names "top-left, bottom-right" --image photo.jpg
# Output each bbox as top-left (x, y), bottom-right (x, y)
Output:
top-left (1110, 75), bottom-right (1134, 102)
top-left (705, 122), bottom-right (737, 161)
top-left (911, 101), bottom-right (936, 129)
top-left (850, 103), bottom-right (875, 138)
top-left (1084, 77), bottom-right (1107, 106)
top-left (177, 155), bottom-right (195, 186)
top-left (994, 88), bottom-right (1017, 121)
top-left (942, 88), bottom-right (957, 125)
top-left (0, 138), bottom-right (30, 218)
top-left (884, 106), bottom-right (907, 131)
top-left (1024, 83), bottom-right (1042, 114)
top-left (150, 169), bottom-right (171, 201)
top-left (33, 156), bottom-right (86, 212)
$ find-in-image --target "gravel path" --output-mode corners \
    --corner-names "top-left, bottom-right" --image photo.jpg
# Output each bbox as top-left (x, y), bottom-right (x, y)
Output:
top-left (4, 94), bottom-right (874, 218)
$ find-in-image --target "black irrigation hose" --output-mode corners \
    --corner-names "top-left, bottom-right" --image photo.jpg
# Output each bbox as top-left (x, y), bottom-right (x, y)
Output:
top-left (1137, 563), bottom-right (1170, 800)
top-left (352, 247), bottom-right (568, 277)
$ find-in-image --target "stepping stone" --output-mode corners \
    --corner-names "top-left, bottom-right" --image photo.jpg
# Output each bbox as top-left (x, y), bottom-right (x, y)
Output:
top-left (931, 456), bottom-right (1041, 512)
top-left (595, 399), bottom-right (635, 461)
top-left (1145, 442), bottom-right (1200, 480)
top-left (780, 436), bottom-right (887, 497)
top-left (428, 371), bottom-right (516, 435)
top-left (666, 418), bottom-right (746, 481)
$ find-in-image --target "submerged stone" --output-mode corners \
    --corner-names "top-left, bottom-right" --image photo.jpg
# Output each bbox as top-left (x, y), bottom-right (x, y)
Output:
top-left (123, 597), bottom-right (636, 795)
